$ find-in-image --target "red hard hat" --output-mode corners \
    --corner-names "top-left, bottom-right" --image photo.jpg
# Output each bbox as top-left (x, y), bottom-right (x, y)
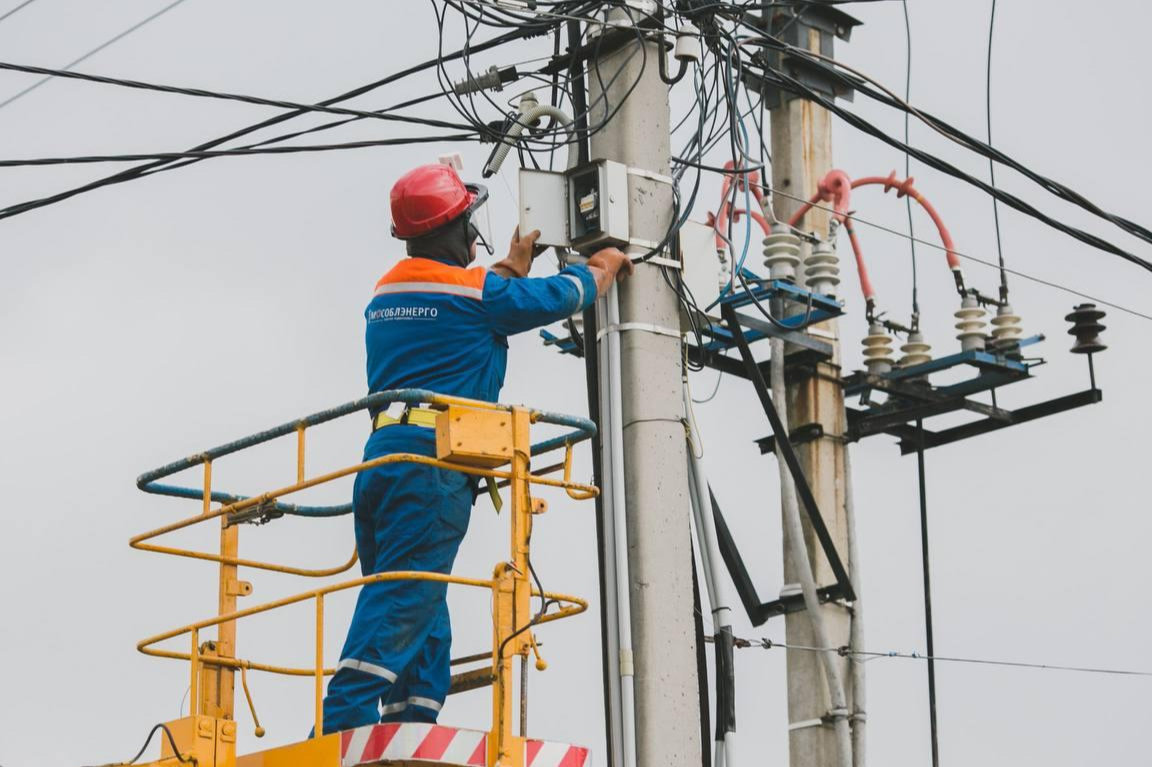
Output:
top-left (390, 164), bottom-right (486, 239)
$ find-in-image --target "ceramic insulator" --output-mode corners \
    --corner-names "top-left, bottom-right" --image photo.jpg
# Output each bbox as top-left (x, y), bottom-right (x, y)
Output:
top-left (862, 323), bottom-right (896, 374)
top-left (990, 304), bottom-right (1024, 350)
top-left (1065, 303), bottom-right (1108, 354)
top-left (804, 239), bottom-right (841, 297)
top-left (899, 331), bottom-right (933, 368)
top-left (955, 295), bottom-right (988, 351)
top-left (763, 232), bottom-right (802, 282)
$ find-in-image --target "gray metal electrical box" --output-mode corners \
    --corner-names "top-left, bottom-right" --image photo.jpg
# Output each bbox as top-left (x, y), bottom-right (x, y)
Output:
top-left (518, 159), bottom-right (630, 253)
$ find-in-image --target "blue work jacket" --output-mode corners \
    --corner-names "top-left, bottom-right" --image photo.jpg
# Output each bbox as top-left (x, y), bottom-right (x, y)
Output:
top-left (364, 256), bottom-right (596, 421)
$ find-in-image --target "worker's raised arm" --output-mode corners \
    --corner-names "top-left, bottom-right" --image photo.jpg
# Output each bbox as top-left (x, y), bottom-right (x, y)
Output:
top-left (492, 231), bottom-right (634, 295)
top-left (485, 227), bottom-right (635, 336)
top-left (483, 266), bottom-right (598, 337)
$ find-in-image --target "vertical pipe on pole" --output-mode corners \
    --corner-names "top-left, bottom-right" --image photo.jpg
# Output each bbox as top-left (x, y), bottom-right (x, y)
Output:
top-left (605, 286), bottom-right (637, 767)
top-left (588, 9), bottom-right (702, 766)
top-left (684, 382), bottom-right (736, 767)
top-left (844, 444), bottom-right (867, 767)
top-left (596, 296), bottom-right (626, 767)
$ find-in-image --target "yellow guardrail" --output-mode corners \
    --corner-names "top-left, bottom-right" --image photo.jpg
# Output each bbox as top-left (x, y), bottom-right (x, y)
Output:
top-left (131, 390), bottom-right (599, 767)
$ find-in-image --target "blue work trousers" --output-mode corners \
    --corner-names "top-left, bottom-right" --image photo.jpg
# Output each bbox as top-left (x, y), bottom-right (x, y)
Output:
top-left (321, 426), bottom-right (474, 733)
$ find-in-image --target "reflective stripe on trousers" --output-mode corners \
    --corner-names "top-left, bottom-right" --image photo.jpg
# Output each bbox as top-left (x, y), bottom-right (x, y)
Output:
top-left (319, 428), bottom-right (474, 733)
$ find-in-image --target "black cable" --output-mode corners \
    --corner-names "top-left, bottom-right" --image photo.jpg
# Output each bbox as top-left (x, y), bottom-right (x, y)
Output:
top-left (738, 50), bottom-right (1152, 276)
top-left (691, 550), bottom-right (713, 767)
top-left (657, 40), bottom-right (690, 85)
top-left (0, 23), bottom-right (542, 221)
top-left (986, 0), bottom-right (1008, 300)
top-left (916, 420), bottom-right (941, 767)
top-left (232, 92), bottom-right (449, 152)
top-left (0, 134), bottom-right (480, 166)
top-left (0, 61), bottom-right (475, 131)
top-left (84, 722), bottom-right (191, 766)
top-left (0, 0), bottom-right (39, 24)
top-left (567, 17), bottom-right (592, 166)
top-left (0, 0), bottom-right (193, 111)
top-left (434, 1), bottom-right (623, 154)
top-left (722, 17), bottom-right (1152, 252)
top-left (901, 0), bottom-right (920, 321)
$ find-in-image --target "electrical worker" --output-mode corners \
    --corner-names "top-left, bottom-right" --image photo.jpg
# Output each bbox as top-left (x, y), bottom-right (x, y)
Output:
top-left (321, 163), bottom-right (634, 733)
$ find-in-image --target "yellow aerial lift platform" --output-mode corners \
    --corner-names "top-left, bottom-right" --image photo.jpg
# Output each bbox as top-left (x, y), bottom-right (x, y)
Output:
top-left (116, 390), bottom-right (598, 767)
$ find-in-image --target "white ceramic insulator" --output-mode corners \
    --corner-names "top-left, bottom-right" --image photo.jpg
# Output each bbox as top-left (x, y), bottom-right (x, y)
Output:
top-left (804, 239), bottom-right (840, 297)
top-left (862, 323), bottom-right (895, 375)
top-left (991, 304), bottom-right (1024, 349)
top-left (899, 332), bottom-right (933, 368)
top-left (955, 296), bottom-right (988, 351)
top-left (674, 22), bottom-right (702, 62)
top-left (763, 232), bottom-right (802, 282)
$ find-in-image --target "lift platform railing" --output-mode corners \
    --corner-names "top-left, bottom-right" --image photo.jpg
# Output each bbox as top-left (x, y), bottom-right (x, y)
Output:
top-left (130, 390), bottom-right (599, 767)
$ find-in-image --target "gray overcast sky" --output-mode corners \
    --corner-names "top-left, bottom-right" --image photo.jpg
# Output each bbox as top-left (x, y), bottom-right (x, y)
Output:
top-left (2, 2), bottom-right (1150, 766)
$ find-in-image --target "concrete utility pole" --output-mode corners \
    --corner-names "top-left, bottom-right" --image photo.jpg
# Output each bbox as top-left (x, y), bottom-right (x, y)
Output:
top-left (769, 53), bottom-right (856, 767)
top-left (587, 9), bottom-right (703, 767)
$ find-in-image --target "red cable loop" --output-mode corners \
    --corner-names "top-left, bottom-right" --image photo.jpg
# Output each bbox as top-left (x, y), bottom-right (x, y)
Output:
top-left (786, 169), bottom-right (873, 303)
top-left (851, 172), bottom-right (962, 272)
top-left (713, 160), bottom-right (770, 251)
top-left (785, 168), bottom-right (853, 228)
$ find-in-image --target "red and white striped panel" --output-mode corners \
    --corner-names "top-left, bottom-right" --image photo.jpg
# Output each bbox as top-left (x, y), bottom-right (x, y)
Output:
top-left (340, 723), bottom-right (589, 767)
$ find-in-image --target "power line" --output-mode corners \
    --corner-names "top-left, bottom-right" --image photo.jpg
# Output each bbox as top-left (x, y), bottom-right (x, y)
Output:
top-left (741, 53), bottom-right (1152, 278)
top-left (0, 23), bottom-right (547, 221)
top-left (0, 0), bottom-right (193, 111)
top-left (900, 0), bottom-right (919, 320)
top-left (0, 134), bottom-right (479, 166)
top-left (732, 637), bottom-right (1152, 679)
top-left (722, 18), bottom-right (1152, 257)
top-left (0, 60), bottom-right (475, 131)
top-left (0, 0), bottom-right (40, 25)
top-left (986, 0), bottom-right (1008, 297)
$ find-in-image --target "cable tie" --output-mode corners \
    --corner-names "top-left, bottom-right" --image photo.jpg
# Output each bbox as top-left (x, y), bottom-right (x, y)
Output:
top-left (626, 167), bottom-right (675, 186)
top-left (596, 322), bottom-right (683, 342)
top-left (644, 255), bottom-right (682, 270)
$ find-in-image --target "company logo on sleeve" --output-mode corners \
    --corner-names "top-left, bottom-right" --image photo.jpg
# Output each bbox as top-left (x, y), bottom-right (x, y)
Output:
top-left (368, 306), bottom-right (440, 323)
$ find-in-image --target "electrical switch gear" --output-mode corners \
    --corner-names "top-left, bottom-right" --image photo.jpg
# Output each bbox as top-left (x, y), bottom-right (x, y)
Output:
top-left (518, 159), bottom-right (630, 253)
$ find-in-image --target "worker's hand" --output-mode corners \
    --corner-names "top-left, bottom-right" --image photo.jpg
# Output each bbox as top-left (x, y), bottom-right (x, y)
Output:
top-left (492, 228), bottom-right (544, 279)
top-left (586, 247), bottom-right (635, 296)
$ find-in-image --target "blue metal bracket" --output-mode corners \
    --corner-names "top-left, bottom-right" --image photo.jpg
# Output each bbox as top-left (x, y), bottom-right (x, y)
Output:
top-left (540, 328), bottom-right (582, 356)
top-left (845, 334), bottom-right (1103, 451)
